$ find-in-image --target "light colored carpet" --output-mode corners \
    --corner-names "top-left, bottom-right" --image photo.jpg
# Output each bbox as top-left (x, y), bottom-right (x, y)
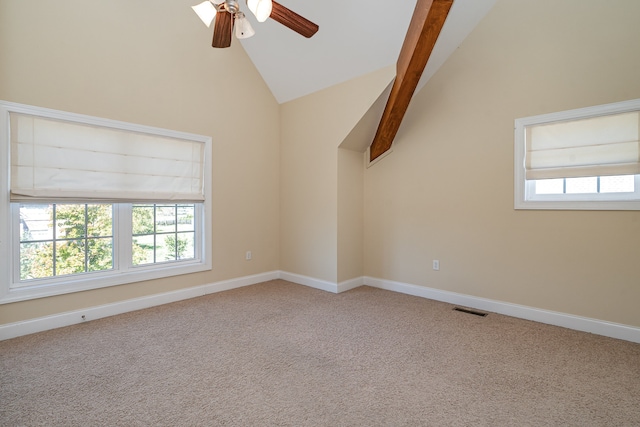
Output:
top-left (1, 280), bottom-right (639, 426)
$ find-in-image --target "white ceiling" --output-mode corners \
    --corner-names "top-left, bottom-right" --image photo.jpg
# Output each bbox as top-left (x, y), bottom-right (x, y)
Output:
top-left (237, 0), bottom-right (497, 104)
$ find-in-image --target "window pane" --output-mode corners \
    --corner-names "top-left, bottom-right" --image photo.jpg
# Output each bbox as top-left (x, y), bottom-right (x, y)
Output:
top-left (132, 206), bottom-right (155, 235)
top-left (535, 179), bottom-right (564, 194)
top-left (177, 205), bottom-right (195, 232)
top-left (87, 205), bottom-right (113, 237)
top-left (566, 177), bottom-right (597, 194)
top-left (156, 206), bottom-right (176, 233)
top-left (20, 241), bottom-right (53, 280)
top-left (20, 204), bottom-right (53, 241)
top-left (56, 240), bottom-right (85, 276)
top-left (600, 175), bottom-right (634, 193)
top-left (177, 232), bottom-right (195, 259)
top-left (159, 232), bottom-right (195, 261)
top-left (56, 205), bottom-right (87, 239)
top-left (158, 234), bottom-right (175, 261)
top-left (87, 238), bottom-right (113, 272)
top-left (133, 235), bottom-right (155, 265)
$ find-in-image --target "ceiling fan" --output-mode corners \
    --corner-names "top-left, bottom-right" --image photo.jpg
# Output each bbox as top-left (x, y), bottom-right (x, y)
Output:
top-left (192, 0), bottom-right (319, 48)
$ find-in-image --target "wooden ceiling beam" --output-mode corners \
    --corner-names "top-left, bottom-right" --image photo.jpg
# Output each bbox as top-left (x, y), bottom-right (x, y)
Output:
top-left (369, 0), bottom-right (453, 162)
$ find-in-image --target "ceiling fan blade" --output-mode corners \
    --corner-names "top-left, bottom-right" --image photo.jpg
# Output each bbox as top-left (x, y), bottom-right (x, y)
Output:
top-left (270, 1), bottom-right (318, 38)
top-left (212, 10), bottom-right (233, 48)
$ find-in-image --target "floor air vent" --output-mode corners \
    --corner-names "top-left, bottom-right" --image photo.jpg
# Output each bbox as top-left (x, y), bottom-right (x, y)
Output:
top-left (453, 307), bottom-right (488, 317)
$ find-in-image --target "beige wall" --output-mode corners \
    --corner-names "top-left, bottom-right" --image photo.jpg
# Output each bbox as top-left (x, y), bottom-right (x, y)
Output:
top-left (279, 67), bottom-right (393, 283)
top-left (364, 0), bottom-right (640, 327)
top-left (337, 148), bottom-right (363, 283)
top-left (0, 0), bottom-right (280, 324)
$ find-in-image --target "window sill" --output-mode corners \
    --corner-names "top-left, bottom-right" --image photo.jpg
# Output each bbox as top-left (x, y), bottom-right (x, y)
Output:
top-left (514, 199), bottom-right (640, 211)
top-left (0, 261), bottom-right (211, 304)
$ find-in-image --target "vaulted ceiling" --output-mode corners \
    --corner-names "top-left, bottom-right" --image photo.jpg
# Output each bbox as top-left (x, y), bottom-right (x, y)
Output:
top-left (236, 0), bottom-right (497, 104)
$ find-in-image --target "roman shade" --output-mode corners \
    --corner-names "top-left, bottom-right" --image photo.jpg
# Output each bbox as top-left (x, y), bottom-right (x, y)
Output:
top-left (525, 111), bottom-right (640, 180)
top-left (10, 113), bottom-right (205, 202)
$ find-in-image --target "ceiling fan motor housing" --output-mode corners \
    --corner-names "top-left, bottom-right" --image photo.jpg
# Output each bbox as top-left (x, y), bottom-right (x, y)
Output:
top-left (225, 0), bottom-right (239, 13)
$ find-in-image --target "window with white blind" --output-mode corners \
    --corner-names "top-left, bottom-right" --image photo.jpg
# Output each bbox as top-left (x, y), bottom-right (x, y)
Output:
top-left (514, 99), bottom-right (640, 210)
top-left (0, 101), bottom-right (212, 303)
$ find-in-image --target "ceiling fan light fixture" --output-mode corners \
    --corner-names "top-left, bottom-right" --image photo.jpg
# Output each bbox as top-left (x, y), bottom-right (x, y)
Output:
top-left (191, 1), bottom-right (217, 27)
top-left (235, 12), bottom-right (255, 39)
top-left (246, 0), bottom-right (272, 23)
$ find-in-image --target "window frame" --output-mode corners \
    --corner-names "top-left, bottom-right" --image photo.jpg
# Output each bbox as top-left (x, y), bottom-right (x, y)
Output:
top-left (0, 101), bottom-right (212, 304)
top-left (514, 98), bottom-right (640, 210)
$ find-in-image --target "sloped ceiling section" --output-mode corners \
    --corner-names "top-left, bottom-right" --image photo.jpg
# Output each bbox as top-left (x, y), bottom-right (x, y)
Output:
top-left (339, 81), bottom-right (393, 153)
top-left (237, 0), bottom-right (497, 104)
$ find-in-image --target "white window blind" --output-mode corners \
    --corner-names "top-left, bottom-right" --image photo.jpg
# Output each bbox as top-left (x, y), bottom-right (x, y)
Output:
top-left (10, 113), bottom-right (205, 202)
top-left (525, 111), bottom-right (640, 180)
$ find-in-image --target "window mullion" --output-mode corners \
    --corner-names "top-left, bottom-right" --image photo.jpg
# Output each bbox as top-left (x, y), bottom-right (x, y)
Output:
top-left (10, 204), bottom-right (21, 287)
top-left (193, 204), bottom-right (202, 261)
top-left (153, 205), bottom-right (157, 264)
top-left (52, 204), bottom-right (57, 277)
top-left (84, 204), bottom-right (89, 273)
top-left (115, 203), bottom-right (132, 272)
top-left (174, 205), bottom-right (179, 260)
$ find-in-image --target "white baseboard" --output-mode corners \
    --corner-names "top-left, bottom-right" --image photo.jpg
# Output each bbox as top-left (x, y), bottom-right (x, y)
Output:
top-left (338, 276), bottom-right (365, 293)
top-left (0, 271), bottom-right (279, 341)
top-left (278, 271), bottom-right (339, 293)
top-left (3, 272), bottom-right (639, 344)
top-left (364, 276), bottom-right (640, 344)
top-left (277, 271), bottom-right (364, 294)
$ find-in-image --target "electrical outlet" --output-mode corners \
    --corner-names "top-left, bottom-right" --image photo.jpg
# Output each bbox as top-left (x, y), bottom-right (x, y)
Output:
top-left (246, 251), bottom-right (252, 260)
top-left (432, 260), bottom-right (440, 271)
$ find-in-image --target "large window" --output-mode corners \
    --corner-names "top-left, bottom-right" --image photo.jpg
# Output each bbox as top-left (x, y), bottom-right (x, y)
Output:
top-left (0, 101), bottom-right (211, 303)
top-left (514, 99), bottom-right (640, 210)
